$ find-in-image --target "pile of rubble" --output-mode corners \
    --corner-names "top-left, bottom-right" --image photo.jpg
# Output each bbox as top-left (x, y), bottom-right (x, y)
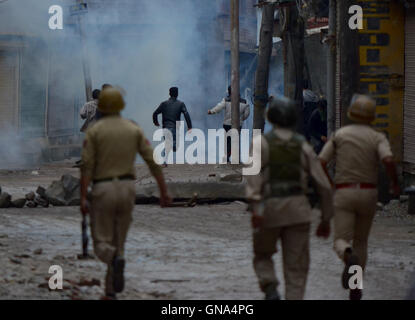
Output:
top-left (0, 172), bottom-right (247, 209)
top-left (0, 174), bottom-right (81, 209)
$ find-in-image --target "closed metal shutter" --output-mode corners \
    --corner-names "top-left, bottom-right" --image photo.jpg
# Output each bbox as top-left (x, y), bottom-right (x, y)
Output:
top-left (404, 8), bottom-right (415, 171)
top-left (0, 49), bottom-right (19, 132)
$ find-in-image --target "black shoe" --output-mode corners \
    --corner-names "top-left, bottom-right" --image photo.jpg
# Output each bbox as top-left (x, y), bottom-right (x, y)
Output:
top-left (265, 291), bottom-right (281, 300)
top-left (112, 256), bottom-right (125, 293)
top-left (349, 288), bottom-right (363, 300)
top-left (101, 293), bottom-right (117, 300)
top-left (342, 248), bottom-right (360, 289)
top-left (264, 285), bottom-right (281, 300)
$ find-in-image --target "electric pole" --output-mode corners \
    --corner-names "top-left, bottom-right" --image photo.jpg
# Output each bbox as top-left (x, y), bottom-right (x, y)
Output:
top-left (253, 0), bottom-right (276, 132)
top-left (282, 2), bottom-right (305, 134)
top-left (231, 0), bottom-right (241, 132)
top-left (230, 0), bottom-right (241, 162)
top-left (326, 0), bottom-right (336, 137)
top-left (77, 0), bottom-right (92, 102)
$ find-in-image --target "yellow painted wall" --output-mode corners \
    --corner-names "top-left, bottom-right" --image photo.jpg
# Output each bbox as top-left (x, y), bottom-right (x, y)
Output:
top-left (358, 0), bottom-right (404, 161)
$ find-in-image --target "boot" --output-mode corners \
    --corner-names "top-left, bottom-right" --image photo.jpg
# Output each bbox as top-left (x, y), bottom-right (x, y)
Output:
top-left (264, 284), bottom-right (281, 300)
top-left (349, 288), bottom-right (363, 300)
top-left (112, 256), bottom-right (125, 293)
top-left (100, 293), bottom-right (117, 300)
top-left (342, 248), bottom-right (360, 289)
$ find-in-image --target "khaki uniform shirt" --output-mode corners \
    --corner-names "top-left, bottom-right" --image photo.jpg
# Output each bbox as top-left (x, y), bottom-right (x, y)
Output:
top-left (319, 124), bottom-right (393, 185)
top-left (246, 127), bottom-right (334, 228)
top-left (81, 115), bottom-right (162, 180)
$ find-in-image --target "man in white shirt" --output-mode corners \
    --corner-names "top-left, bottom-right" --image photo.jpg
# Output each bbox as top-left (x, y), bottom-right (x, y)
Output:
top-left (208, 86), bottom-right (250, 163)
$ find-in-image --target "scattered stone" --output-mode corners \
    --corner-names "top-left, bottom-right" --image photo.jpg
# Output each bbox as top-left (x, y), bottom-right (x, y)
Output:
top-left (14, 254), bottom-right (30, 259)
top-left (31, 171), bottom-right (39, 175)
top-left (0, 192), bottom-right (12, 208)
top-left (34, 248), bottom-right (43, 255)
top-left (25, 192), bottom-right (35, 201)
top-left (44, 180), bottom-right (66, 206)
top-left (9, 258), bottom-right (22, 264)
top-left (34, 196), bottom-right (49, 208)
top-left (38, 283), bottom-right (50, 289)
top-left (45, 175), bottom-right (80, 206)
top-left (11, 198), bottom-right (26, 208)
top-left (26, 201), bottom-right (37, 208)
top-left (36, 186), bottom-right (46, 198)
top-left (219, 173), bottom-right (243, 182)
top-left (78, 278), bottom-right (101, 287)
top-left (62, 174), bottom-right (80, 194)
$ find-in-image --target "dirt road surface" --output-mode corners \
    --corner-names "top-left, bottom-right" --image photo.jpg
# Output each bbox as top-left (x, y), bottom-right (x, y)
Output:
top-left (0, 163), bottom-right (414, 300)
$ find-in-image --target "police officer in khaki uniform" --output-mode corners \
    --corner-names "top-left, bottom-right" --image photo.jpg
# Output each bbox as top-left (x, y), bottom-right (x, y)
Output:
top-left (246, 96), bottom-right (334, 300)
top-left (319, 94), bottom-right (399, 300)
top-left (80, 88), bottom-right (171, 300)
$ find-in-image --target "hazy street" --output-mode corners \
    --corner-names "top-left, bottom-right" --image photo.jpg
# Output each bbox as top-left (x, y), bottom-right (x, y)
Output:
top-left (0, 199), bottom-right (414, 300)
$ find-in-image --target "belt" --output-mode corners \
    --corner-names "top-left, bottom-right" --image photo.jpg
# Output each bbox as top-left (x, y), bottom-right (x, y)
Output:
top-left (335, 183), bottom-right (376, 190)
top-left (93, 174), bottom-right (135, 185)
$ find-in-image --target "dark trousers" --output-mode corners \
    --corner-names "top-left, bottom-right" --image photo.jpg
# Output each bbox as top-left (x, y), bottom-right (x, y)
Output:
top-left (223, 125), bottom-right (241, 163)
top-left (164, 126), bottom-right (177, 152)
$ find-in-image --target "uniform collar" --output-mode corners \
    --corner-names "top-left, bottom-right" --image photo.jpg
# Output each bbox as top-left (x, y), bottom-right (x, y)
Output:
top-left (272, 126), bottom-right (294, 140)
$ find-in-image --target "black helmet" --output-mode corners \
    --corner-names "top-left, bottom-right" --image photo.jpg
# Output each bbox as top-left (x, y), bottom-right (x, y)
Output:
top-left (267, 96), bottom-right (297, 128)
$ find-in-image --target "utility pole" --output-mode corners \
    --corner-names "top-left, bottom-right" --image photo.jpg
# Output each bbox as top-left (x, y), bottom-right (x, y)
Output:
top-left (338, 0), bottom-right (359, 126)
top-left (326, 0), bottom-right (336, 137)
top-left (77, 0), bottom-right (92, 102)
top-left (230, 0), bottom-right (240, 162)
top-left (253, 0), bottom-right (276, 132)
top-left (230, 0), bottom-right (240, 132)
top-left (282, 2), bottom-right (305, 133)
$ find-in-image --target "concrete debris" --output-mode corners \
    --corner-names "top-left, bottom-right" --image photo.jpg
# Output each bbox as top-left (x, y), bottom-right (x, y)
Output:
top-left (0, 192), bottom-right (12, 208)
top-left (26, 201), bottom-right (37, 208)
top-left (34, 196), bottom-right (49, 208)
top-left (36, 186), bottom-right (46, 198)
top-left (11, 199), bottom-right (26, 208)
top-left (9, 258), bottom-right (22, 265)
top-left (136, 181), bottom-right (246, 204)
top-left (44, 181), bottom-right (67, 206)
top-left (219, 173), bottom-right (243, 182)
top-left (78, 278), bottom-right (101, 287)
top-left (45, 174), bottom-right (80, 206)
top-left (33, 248), bottom-right (43, 255)
top-left (25, 192), bottom-right (35, 201)
top-left (2, 172), bottom-right (246, 209)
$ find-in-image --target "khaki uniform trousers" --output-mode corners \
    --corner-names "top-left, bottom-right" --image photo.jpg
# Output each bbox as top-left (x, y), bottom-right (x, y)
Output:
top-left (253, 223), bottom-right (310, 300)
top-left (333, 188), bottom-right (378, 269)
top-left (90, 179), bottom-right (136, 295)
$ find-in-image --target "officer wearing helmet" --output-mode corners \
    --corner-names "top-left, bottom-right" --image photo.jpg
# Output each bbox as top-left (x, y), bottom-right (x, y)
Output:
top-left (80, 87), bottom-right (172, 299)
top-left (246, 96), bottom-right (334, 300)
top-left (319, 94), bottom-right (399, 300)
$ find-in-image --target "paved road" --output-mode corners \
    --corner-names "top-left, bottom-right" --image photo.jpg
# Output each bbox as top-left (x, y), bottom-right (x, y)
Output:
top-left (0, 203), bottom-right (414, 300)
